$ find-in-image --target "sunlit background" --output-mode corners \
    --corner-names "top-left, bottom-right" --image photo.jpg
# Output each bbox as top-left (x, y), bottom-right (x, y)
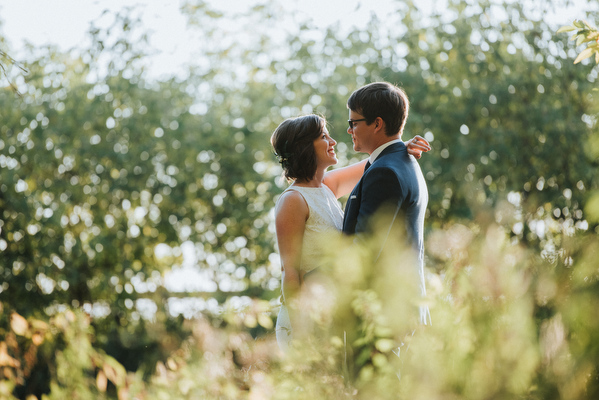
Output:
top-left (1, 0), bottom-right (599, 398)
top-left (1, 0), bottom-right (594, 314)
top-left (1, 0), bottom-right (589, 79)
top-left (2, 0), bottom-right (414, 80)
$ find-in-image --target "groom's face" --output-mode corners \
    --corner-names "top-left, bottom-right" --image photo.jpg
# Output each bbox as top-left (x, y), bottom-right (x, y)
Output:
top-left (347, 110), bottom-right (373, 154)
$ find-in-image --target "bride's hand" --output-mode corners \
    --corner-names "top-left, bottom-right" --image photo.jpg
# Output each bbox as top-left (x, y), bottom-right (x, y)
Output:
top-left (405, 135), bottom-right (431, 159)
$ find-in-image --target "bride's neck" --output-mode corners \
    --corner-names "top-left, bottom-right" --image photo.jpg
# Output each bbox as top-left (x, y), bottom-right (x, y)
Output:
top-left (295, 168), bottom-right (325, 187)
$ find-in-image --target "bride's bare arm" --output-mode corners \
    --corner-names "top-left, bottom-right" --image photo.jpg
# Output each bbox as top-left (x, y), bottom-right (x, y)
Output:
top-left (323, 158), bottom-right (368, 199)
top-left (274, 190), bottom-right (309, 328)
top-left (404, 135), bottom-right (431, 159)
top-left (323, 135), bottom-right (431, 199)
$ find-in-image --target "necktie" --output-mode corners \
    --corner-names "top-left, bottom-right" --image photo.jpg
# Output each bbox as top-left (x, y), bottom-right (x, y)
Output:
top-left (364, 161), bottom-right (371, 172)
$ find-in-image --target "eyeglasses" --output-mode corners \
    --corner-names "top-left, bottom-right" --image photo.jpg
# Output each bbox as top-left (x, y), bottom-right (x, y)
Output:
top-left (348, 119), bottom-right (367, 130)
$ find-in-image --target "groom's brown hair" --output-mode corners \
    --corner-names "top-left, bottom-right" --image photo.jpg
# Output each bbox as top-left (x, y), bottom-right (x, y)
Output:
top-left (347, 82), bottom-right (409, 137)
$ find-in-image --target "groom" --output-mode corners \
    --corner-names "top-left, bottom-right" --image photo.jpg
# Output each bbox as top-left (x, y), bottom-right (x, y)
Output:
top-left (342, 81), bottom-right (431, 326)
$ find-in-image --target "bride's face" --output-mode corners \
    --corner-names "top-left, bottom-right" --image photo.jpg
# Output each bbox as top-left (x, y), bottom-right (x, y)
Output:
top-left (313, 128), bottom-right (338, 169)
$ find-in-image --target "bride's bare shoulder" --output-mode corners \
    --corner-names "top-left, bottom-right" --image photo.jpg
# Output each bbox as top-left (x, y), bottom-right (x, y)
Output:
top-left (276, 189), bottom-right (305, 208)
top-left (275, 189), bottom-right (309, 218)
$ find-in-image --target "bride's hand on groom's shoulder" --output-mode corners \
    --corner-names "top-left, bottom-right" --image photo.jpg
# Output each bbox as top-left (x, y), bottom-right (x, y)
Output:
top-left (405, 135), bottom-right (431, 159)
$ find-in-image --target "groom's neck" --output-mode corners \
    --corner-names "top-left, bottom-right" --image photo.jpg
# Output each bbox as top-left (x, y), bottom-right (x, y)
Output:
top-left (368, 134), bottom-right (401, 155)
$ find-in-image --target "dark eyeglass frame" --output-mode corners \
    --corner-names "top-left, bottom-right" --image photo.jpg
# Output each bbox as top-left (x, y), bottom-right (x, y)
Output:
top-left (348, 118), bottom-right (367, 129)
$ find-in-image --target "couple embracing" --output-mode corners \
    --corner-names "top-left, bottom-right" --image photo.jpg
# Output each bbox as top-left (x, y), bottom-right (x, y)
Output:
top-left (271, 82), bottom-right (431, 353)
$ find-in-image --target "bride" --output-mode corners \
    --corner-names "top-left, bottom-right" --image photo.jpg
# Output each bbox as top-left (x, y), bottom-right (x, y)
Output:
top-left (270, 114), bottom-right (429, 351)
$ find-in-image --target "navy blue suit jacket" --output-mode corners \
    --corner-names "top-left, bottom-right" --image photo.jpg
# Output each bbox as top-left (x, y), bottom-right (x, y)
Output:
top-left (342, 142), bottom-right (430, 322)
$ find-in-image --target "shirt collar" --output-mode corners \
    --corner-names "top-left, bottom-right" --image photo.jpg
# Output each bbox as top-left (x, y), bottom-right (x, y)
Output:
top-left (369, 139), bottom-right (403, 164)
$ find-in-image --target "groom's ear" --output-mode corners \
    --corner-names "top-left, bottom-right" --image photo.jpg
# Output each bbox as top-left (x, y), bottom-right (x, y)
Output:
top-left (374, 117), bottom-right (386, 135)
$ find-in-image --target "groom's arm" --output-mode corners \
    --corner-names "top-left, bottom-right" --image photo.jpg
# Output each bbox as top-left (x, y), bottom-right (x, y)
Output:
top-left (354, 168), bottom-right (405, 234)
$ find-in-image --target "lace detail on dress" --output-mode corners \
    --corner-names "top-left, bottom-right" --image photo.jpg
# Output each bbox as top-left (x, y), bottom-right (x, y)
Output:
top-left (279, 185), bottom-right (343, 272)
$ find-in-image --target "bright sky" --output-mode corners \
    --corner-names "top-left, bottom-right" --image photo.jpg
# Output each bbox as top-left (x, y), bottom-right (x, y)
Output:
top-left (0, 0), bottom-right (407, 80)
top-left (2, 0), bottom-right (594, 81)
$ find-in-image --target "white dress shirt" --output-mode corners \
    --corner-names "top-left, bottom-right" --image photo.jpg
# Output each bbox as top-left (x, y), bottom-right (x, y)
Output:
top-left (369, 138), bottom-right (403, 164)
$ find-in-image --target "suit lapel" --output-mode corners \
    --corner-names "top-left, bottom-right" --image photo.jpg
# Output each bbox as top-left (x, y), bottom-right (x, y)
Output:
top-left (342, 142), bottom-right (405, 234)
top-left (342, 179), bottom-right (361, 234)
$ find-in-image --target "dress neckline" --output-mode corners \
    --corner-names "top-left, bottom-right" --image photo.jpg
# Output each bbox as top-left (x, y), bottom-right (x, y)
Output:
top-left (290, 184), bottom-right (325, 189)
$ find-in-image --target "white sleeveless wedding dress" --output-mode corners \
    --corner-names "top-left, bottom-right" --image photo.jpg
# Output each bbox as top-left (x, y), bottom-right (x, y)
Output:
top-left (275, 184), bottom-right (343, 351)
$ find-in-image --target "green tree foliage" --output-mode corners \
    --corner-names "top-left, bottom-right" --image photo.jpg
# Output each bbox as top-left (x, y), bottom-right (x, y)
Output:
top-left (0, 50), bottom-right (27, 96)
top-left (558, 18), bottom-right (599, 229)
top-left (0, 10), bottom-right (279, 396)
top-left (559, 19), bottom-right (599, 64)
top-left (0, 0), bottom-right (598, 398)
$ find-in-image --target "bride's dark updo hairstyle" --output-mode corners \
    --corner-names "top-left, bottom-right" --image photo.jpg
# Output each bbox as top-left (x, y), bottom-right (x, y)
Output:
top-left (271, 114), bottom-right (325, 181)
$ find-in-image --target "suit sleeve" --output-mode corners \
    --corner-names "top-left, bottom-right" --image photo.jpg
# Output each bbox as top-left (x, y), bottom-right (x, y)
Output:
top-left (354, 167), bottom-right (405, 234)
